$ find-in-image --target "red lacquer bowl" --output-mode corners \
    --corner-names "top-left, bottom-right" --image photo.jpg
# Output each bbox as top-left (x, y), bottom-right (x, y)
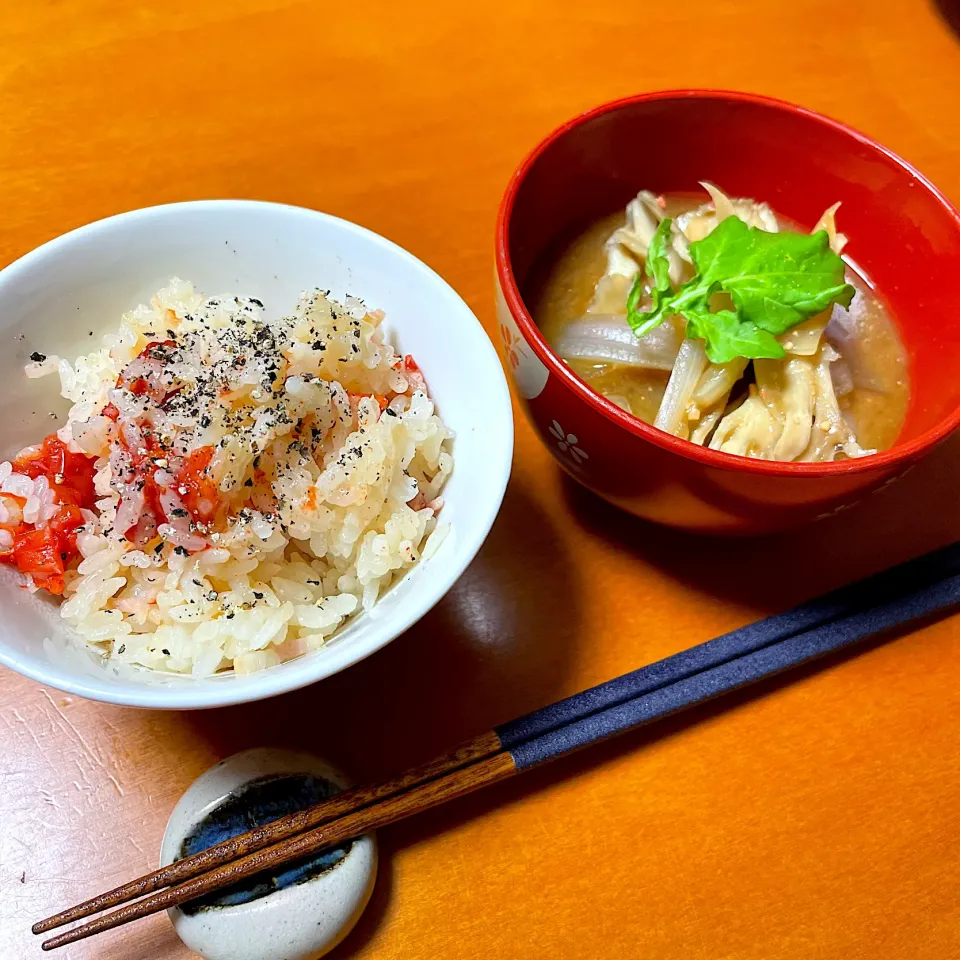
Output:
top-left (495, 90), bottom-right (960, 535)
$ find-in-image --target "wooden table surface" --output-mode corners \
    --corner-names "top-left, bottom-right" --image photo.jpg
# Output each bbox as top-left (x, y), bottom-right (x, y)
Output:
top-left (3, 1), bottom-right (960, 957)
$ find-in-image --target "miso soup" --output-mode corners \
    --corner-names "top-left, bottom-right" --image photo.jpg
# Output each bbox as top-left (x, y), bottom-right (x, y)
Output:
top-left (532, 185), bottom-right (909, 461)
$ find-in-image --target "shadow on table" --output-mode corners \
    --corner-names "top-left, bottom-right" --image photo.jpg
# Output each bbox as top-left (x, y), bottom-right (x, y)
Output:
top-left (932, 0), bottom-right (960, 40)
top-left (559, 430), bottom-right (960, 619)
top-left (182, 475), bottom-right (583, 780)
top-left (82, 924), bottom-right (186, 960)
top-left (329, 617), bottom-right (921, 953)
top-left (331, 839), bottom-right (394, 959)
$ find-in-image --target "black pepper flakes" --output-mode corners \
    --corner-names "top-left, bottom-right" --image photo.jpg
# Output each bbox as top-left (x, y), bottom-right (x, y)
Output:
top-left (174, 546), bottom-right (189, 557)
top-left (29, 351), bottom-right (46, 363)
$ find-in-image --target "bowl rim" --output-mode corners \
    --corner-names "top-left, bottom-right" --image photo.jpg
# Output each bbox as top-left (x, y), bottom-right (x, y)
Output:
top-left (0, 198), bottom-right (514, 709)
top-left (495, 88), bottom-right (960, 478)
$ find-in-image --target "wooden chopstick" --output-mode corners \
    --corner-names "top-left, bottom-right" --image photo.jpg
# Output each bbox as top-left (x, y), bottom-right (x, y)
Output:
top-left (36, 540), bottom-right (960, 938)
top-left (32, 730), bottom-right (504, 935)
top-left (40, 752), bottom-right (520, 951)
top-left (37, 565), bottom-right (960, 951)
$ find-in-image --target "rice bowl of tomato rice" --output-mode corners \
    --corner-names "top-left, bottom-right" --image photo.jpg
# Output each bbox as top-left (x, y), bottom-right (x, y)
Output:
top-left (0, 201), bottom-right (512, 708)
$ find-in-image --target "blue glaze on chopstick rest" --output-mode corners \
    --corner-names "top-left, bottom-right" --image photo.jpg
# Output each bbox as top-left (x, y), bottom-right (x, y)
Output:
top-left (507, 570), bottom-right (960, 771)
top-left (496, 540), bottom-right (960, 751)
top-left (177, 774), bottom-right (352, 914)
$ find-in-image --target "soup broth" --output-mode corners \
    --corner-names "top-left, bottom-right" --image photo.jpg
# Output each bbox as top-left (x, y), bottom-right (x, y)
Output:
top-left (532, 191), bottom-right (909, 458)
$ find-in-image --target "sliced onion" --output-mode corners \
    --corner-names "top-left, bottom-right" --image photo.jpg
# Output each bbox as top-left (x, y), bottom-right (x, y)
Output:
top-left (554, 315), bottom-right (682, 371)
top-left (812, 202), bottom-right (847, 254)
top-left (693, 358), bottom-right (749, 407)
top-left (120, 421), bottom-right (145, 455)
top-left (119, 356), bottom-right (172, 403)
top-left (654, 339), bottom-right (709, 436)
top-left (109, 444), bottom-right (135, 485)
top-left (128, 510), bottom-right (159, 546)
top-left (155, 471), bottom-right (208, 551)
top-left (690, 408), bottom-right (723, 446)
top-left (831, 357), bottom-right (854, 397)
top-left (825, 304), bottom-right (886, 392)
top-left (779, 314), bottom-right (828, 356)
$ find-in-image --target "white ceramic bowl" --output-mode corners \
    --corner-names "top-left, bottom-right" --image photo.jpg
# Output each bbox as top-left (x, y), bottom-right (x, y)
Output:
top-left (0, 200), bottom-right (512, 709)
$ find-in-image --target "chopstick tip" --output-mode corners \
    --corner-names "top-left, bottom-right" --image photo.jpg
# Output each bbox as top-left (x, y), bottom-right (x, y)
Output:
top-left (40, 930), bottom-right (76, 951)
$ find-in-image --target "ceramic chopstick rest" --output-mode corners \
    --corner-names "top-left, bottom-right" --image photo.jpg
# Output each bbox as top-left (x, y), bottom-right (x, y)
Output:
top-left (160, 748), bottom-right (377, 960)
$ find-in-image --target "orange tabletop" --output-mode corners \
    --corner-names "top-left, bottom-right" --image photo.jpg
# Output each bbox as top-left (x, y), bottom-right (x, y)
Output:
top-left (4, 1), bottom-right (960, 957)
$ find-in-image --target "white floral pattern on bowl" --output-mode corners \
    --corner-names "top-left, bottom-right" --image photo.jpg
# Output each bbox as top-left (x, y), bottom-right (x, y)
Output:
top-left (499, 322), bottom-right (523, 371)
top-left (494, 276), bottom-right (548, 399)
top-left (549, 421), bottom-right (588, 464)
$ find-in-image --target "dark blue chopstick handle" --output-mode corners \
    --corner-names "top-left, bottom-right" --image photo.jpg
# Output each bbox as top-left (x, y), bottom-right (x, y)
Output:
top-left (507, 571), bottom-right (960, 770)
top-left (495, 541), bottom-right (960, 752)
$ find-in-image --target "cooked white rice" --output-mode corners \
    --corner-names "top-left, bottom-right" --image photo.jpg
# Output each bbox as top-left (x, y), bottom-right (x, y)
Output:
top-left (7, 279), bottom-right (453, 676)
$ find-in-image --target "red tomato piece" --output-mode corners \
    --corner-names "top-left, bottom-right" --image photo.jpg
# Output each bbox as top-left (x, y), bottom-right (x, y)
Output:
top-left (123, 468), bottom-right (167, 541)
top-left (13, 435), bottom-right (97, 509)
top-left (11, 505), bottom-right (86, 595)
